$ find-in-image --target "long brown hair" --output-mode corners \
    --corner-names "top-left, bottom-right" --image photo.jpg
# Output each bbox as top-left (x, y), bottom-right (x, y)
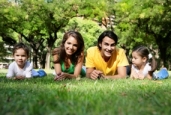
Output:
top-left (52, 31), bottom-right (84, 64)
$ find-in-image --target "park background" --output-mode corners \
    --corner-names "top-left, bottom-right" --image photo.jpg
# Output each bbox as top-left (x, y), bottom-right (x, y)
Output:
top-left (0, 0), bottom-right (171, 115)
top-left (1, 0), bottom-right (171, 70)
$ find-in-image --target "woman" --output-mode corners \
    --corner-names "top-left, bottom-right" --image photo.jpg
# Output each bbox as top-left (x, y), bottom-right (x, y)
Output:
top-left (52, 31), bottom-right (85, 80)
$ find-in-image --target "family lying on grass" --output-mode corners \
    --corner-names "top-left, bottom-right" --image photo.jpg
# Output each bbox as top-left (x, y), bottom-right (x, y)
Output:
top-left (6, 30), bottom-right (169, 80)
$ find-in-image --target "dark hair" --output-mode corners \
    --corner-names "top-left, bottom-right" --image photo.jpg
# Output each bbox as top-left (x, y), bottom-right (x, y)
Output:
top-left (52, 31), bottom-right (84, 64)
top-left (132, 45), bottom-right (157, 72)
top-left (13, 42), bottom-right (30, 57)
top-left (97, 30), bottom-right (118, 50)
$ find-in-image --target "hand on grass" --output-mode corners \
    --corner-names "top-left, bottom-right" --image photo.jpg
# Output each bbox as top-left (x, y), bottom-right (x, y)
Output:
top-left (98, 73), bottom-right (105, 79)
top-left (131, 70), bottom-right (145, 80)
top-left (131, 69), bottom-right (139, 79)
top-left (54, 72), bottom-right (66, 81)
top-left (137, 72), bottom-right (145, 80)
top-left (90, 70), bottom-right (103, 80)
top-left (14, 76), bottom-right (25, 80)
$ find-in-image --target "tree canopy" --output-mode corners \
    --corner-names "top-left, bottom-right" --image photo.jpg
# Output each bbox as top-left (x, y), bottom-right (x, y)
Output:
top-left (0, 0), bottom-right (114, 69)
top-left (114, 0), bottom-right (171, 68)
top-left (1, 0), bottom-right (171, 69)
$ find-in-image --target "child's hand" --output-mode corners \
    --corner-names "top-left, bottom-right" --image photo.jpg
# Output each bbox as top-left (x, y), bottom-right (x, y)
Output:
top-left (138, 72), bottom-right (145, 80)
top-left (14, 76), bottom-right (25, 80)
top-left (131, 69), bottom-right (139, 79)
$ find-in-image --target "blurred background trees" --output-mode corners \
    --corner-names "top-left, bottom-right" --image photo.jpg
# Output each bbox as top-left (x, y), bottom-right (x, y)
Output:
top-left (0, 0), bottom-right (171, 69)
top-left (114, 0), bottom-right (171, 69)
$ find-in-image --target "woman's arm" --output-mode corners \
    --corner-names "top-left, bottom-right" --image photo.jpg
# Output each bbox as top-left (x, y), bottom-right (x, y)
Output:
top-left (73, 54), bottom-right (84, 77)
top-left (53, 48), bottom-right (62, 75)
top-left (54, 63), bottom-right (62, 75)
top-left (54, 54), bottom-right (84, 80)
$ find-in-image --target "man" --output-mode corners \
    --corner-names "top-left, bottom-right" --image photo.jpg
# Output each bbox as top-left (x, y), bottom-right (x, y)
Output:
top-left (85, 30), bottom-right (129, 80)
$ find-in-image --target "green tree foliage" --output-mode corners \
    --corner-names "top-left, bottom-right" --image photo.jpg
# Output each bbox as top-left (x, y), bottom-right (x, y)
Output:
top-left (114, 0), bottom-right (171, 68)
top-left (64, 17), bottom-right (105, 50)
top-left (0, 0), bottom-right (114, 69)
top-left (53, 17), bottom-right (105, 65)
top-left (0, 45), bottom-right (8, 62)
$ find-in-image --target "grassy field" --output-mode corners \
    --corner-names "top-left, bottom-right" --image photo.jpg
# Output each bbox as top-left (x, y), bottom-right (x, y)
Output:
top-left (0, 69), bottom-right (171, 115)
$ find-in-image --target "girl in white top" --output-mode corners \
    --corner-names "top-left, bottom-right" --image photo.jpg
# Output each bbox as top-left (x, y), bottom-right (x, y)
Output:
top-left (130, 45), bottom-right (157, 80)
top-left (6, 42), bottom-right (33, 79)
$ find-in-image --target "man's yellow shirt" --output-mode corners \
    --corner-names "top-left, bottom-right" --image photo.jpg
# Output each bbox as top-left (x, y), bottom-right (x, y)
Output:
top-left (85, 46), bottom-right (129, 75)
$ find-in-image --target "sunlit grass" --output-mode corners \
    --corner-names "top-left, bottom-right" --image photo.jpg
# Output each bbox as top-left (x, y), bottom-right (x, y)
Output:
top-left (0, 69), bottom-right (54, 74)
top-left (0, 70), bottom-right (171, 115)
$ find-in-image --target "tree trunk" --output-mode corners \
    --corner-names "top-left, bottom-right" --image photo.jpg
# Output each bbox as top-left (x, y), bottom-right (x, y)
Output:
top-left (156, 36), bottom-right (167, 68)
top-left (45, 47), bottom-right (51, 70)
top-left (40, 53), bottom-right (46, 69)
top-left (33, 51), bottom-right (38, 69)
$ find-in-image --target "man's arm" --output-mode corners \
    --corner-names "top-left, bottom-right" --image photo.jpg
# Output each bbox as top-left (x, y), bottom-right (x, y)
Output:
top-left (54, 53), bottom-right (84, 80)
top-left (86, 67), bottom-right (103, 80)
top-left (104, 66), bottom-right (127, 79)
top-left (86, 67), bottom-right (94, 78)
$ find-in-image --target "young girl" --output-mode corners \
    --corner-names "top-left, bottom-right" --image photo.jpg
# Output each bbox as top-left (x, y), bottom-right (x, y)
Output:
top-left (6, 42), bottom-right (34, 80)
top-left (52, 31), bottom-right (85, 80)
top-left (130, 45), bottom-right (157, 80)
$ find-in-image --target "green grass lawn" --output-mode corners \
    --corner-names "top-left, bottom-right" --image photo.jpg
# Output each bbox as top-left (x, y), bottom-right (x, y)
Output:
top-left (0, 69), bottom-right (171, 115)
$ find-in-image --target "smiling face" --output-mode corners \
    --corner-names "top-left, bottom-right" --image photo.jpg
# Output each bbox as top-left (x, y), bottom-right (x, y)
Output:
top-left (132, 51), bottom-right (147, 68)
top-left (14, 48), bottom-right (28, 68)
top-left (64, 36), bottom-right (78, 56)
top-left (99, 36), bottom-right (116, 59)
